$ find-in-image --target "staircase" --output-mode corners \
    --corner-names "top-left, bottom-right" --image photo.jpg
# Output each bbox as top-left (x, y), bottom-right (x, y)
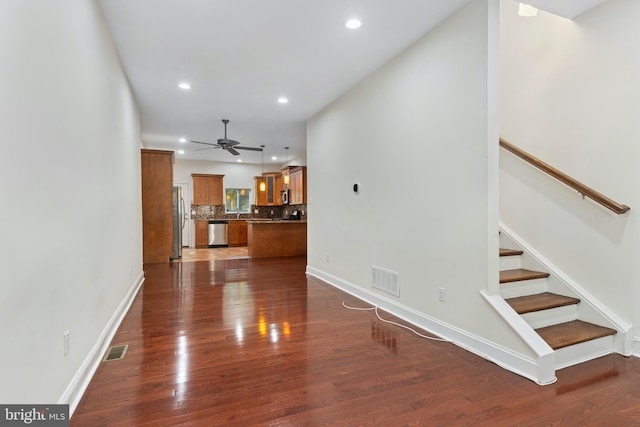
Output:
top-left (499, 247), bottom-right (617, 370)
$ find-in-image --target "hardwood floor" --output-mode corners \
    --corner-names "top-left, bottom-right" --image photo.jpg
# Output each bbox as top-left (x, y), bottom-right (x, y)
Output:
top-left (71, 255), bottom-right (640, 426)
top-left (180, 246), bottom-right (249, 262)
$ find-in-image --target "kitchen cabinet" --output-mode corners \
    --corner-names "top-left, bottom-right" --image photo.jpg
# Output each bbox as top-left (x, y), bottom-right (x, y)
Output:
top-left (228, 220), bottom-right (248, 246)
top-left (288, 166), bottom-right (306, 205)
top-left (247, 221), bottom-right (307, 258)
top-left (192, 174), bottom-right (224, 205)
top-left (141, 149), bottom-right (174, 263)
top-left (254, 173), bottom-right (282, 206)
top-left (195, 220), bottom-right (209, 248)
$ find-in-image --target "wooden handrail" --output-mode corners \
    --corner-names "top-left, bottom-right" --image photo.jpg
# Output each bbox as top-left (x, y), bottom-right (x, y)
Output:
top-left (499, 138), bottom-right (630, 214)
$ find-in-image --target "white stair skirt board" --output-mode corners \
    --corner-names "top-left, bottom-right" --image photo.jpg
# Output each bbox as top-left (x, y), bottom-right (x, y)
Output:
top-left (305, 266), bottom-right (557, 386)
top-left (499, 255), bottom-right (522, 271)
top-left (554, 335), bottom-right (616, 370)
top-left (499, 278), bottom-right (548, 299)
top-left (481, 290), bottom-right (556, 385)
top-left (521, 305), bottom-right (579, 330)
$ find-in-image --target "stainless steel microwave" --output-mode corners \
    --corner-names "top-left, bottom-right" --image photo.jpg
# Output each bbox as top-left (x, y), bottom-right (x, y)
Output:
top-left (280, 189), bottom-right (289, 205)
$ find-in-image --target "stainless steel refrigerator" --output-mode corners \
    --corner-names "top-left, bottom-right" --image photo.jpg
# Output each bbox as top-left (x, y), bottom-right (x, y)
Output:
top-left (171, 186), bottom-right (185, 259)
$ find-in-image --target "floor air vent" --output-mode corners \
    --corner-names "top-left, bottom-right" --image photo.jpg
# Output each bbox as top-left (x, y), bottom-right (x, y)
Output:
top-left (103, 344), bottom-right (128, 362)
top-left (371, 266), bottom-right (400, 296)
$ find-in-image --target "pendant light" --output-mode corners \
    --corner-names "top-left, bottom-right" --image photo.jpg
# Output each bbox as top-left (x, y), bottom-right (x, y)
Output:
top-left (259, 145), bottom-right (266, 192)
top-left (283, 147), bottom-right (290, 185)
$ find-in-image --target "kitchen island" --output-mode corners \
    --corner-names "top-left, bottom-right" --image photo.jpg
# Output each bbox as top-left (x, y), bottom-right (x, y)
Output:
top-left (247, 220), bottom-right (307, 258)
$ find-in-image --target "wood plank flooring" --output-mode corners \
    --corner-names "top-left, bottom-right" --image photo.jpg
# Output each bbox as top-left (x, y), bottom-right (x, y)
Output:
top-left (71, 253), bottom-right (640, 426)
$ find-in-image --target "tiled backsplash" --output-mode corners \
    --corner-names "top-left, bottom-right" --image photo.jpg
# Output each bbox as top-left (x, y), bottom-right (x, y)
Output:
top-left (192, 204), bottom-right (307, 221)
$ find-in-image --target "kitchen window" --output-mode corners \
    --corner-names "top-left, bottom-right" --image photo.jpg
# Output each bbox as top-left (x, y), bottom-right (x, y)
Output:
top-left (225, 188), bottom-right (251, 213)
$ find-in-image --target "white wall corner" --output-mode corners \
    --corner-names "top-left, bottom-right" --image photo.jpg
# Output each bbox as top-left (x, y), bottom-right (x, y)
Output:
top-left (58, 272), bottom-right (145, 416)
top-left (307, 266), bottom-right (555, 386)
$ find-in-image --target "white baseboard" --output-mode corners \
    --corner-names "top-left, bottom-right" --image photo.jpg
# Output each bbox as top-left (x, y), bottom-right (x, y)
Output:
top-left (633, 337), bottom-right (640, 358)
top-left (306, 266), bottom-right (555, 386)
top-left (59, 271), bottom-right (145, 416)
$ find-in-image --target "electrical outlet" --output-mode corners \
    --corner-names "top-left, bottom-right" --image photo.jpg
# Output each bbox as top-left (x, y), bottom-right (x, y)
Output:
top-left (438, 287), bottom-right (446, 303)
top-left (63, 331), bottom-right (70, 356)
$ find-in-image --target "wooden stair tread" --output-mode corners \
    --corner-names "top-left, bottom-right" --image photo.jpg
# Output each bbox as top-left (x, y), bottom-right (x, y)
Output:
top-left (505, 292), bottom-right (580, 314)
top-left (535, 320), bottom-right (617, 350)
top-left (500, 269), bottom-right (550, 283)
top-left (500, 248), bottom-right (523, 257)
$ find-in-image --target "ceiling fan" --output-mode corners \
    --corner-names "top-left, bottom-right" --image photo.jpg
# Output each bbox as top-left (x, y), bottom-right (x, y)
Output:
top-left (191, 119), bottom-right (263, 156)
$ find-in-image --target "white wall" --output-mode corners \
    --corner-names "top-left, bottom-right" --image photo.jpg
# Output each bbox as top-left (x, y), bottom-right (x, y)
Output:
top-left (174, 159), bottom-right (264, 196)
top-left (308, 0), bottom-right (536, 363)
top-left (499, 0), bottom-right (639, 350)
top-left (0, 0), bottom-right (143, 407)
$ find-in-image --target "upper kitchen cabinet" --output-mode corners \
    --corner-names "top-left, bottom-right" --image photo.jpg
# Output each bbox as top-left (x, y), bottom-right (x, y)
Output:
top-left (288, 166), bottom-right (306, 205)
top-left (254, 172), bottom-right (282, 206)
top-left (141, 149), bottom-right (174, 264)
top-left (192, 174), bottom-right (224, 205)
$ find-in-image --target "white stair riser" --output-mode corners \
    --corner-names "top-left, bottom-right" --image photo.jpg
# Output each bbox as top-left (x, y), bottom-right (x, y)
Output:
top-left (554, 335), bottom-right (615, 370)
top-left (521, 305), bottom-right (578, 329)
top-left (500, 255), bottom-right (522, 271)
top-left (500, 278), bottom-right (548, 299)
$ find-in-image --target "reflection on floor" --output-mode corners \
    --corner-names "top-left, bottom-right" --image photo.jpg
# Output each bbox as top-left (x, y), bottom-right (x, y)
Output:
top-left (180, 246), bottom-right (249, 262)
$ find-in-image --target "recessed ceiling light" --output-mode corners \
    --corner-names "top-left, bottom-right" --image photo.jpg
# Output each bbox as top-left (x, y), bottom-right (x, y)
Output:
top-left (178, 150), bottom-right (185, 154)
top-left (237, 159), bottom-right (242, 163)
top-left (345, 18), bottom-right (362, 30)
top-left (278, 97), bottom-right (289, 104)
top-left (179, 137), bottom-right (187, 143)
top-left (272, 156), bottom-right (277, 160)
top-left (178, 82), bottom-right (191, 90)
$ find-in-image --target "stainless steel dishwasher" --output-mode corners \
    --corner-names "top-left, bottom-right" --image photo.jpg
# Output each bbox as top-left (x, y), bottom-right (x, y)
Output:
top-left (208, 220), bottom-right (228, 247)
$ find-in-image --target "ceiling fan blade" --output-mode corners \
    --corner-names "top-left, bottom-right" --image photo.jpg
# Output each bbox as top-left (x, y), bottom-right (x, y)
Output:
top-left (194, 147), bottom-right (216, 151)
top-left (226, 147), bottom-right (240, 156)
top-left (191, 140), bottom-right (218, 146)
top-left (235, 146), bottom-right (263, 152)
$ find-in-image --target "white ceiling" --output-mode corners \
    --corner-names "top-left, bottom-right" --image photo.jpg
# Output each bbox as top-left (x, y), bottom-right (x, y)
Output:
top-left (97, 0), bottom-right (472, 165)
top-left (97, 0), bottom-right (607, 166)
